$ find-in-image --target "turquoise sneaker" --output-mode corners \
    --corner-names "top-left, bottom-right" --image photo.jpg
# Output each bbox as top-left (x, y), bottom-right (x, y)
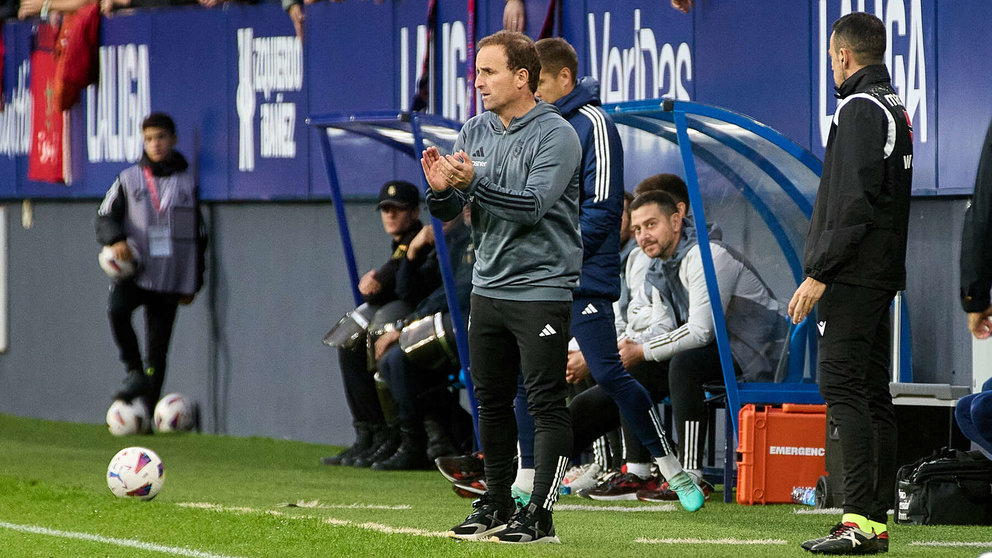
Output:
top-left (668, 471), bottom-right (705, 512)
top-left (511, 484), bottom-right (531, 508)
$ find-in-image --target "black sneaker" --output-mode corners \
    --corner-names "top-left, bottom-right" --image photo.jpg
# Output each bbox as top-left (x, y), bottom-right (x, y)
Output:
top-left (489, 502), bottom-right (560, 544)
top-left (806, 522), bottom-right (880, 555)
top-left (446, 494), bottom-right (515, 541)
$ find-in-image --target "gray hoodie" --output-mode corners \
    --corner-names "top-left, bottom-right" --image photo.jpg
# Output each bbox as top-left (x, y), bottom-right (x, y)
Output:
top-left (427, 101), bottom-right (582, 302)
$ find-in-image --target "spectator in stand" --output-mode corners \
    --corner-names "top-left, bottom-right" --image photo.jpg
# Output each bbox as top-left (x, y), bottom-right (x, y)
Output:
top-left (2, 0), bottom-right (19, 19)
top-left (18, 0), bottom-right (94, 19)
top-left (671, 0), bottom-right (693, 14)
top-left (99, 0), bottom-right (194, 15)
top-left (503, 0), bottom-right (523, 32)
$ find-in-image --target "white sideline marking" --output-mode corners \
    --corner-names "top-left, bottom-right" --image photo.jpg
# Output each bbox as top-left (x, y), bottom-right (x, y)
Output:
top-left (179, 502), bottom-right (446, 538)
top-left (557, 504), bottom-right (676, 512)
top-left (911, 541), bottom-right (992, 548)
top-left (637, 537), bottom-right (788, 545)
top-left (275, 499), bottom-right (411, 510)
top-left (0, 520), bottom-right (245, 558)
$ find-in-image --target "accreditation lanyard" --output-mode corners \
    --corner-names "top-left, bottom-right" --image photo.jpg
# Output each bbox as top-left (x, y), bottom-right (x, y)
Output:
top-left (142, 166), bottom-right (164, 214)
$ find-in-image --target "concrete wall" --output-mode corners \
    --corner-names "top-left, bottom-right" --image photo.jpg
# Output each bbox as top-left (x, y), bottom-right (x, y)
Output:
top-left (0, 196), bottom-right (977, 446)
top-left (0, 200), bottom-right (397, 446)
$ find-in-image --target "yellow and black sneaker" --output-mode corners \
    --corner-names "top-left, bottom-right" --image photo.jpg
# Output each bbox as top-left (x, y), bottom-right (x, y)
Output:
top-left (807, 522), bottom-right (881, 555)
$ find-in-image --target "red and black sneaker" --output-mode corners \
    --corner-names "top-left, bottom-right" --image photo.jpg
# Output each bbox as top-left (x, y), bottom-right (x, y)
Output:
top-left (874, 530), bottom-right (888, 553)
top-left (636, 479), bottom-right (713, 502)
top-left (436, 453), bottom-right (485, 483)
top-left (585, 472), bottom-right (662, 501)
top-left (451, 477), bottom-right (488, 497)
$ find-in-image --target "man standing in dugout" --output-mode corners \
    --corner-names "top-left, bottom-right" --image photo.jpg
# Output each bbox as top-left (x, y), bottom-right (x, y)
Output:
top-left (422, 30), bottom-right (582, 544)
top-left (97, 112), bottom-right (206, 414)
top-left (788, 12), bottom-right (913, 555)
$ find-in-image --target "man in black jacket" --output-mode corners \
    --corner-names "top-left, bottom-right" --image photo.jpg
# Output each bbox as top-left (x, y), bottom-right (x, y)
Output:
top-left (788, 12), bottom-right (913, 555)
top-left (961, 121), bottom-right (992, 339)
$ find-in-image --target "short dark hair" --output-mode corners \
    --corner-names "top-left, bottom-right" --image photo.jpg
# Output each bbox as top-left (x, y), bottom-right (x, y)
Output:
top-left (832, 12), bottom-right (885, 66)
top-left (535, 37), bottom-right (578, 84)
top-left (478, 31), bottom-right (541, 93)
top-left (142, 112), bottom-right (176, 136)
top-left (629, 190), bottom-right (680, 218)
top-left (634, 174), bottom-right (689, 207)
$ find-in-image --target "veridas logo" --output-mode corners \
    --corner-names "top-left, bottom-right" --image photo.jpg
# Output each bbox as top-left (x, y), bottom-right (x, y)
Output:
top-left (769, 445), bottom-right (826, 457)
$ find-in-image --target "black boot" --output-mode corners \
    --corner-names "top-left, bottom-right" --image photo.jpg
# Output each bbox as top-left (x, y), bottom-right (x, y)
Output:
top-left (372, 424), bottom-right (431, 471)
top-left (352, 424), bottom-right (400, 468)
top-left (114, 368), bottom-right (153, 408)
top-left (423, 416), bottom-right (458, 461)
top-left (321, 422), bottom-right (375, 466)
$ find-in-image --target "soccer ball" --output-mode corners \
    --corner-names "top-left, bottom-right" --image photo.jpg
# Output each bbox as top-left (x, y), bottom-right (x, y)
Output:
top-left (106, 446), bottom-right (165, 500)
top-left (106, 399), bottom-right (150, 436)
top-left (98, 245), bottom-right (137, 279)
top-left (153, 393), bottom-right (197, 433)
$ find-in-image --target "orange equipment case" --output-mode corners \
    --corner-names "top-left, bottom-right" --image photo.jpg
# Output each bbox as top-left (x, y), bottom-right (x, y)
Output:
top-left (736, 403), bottom-right (828, 505)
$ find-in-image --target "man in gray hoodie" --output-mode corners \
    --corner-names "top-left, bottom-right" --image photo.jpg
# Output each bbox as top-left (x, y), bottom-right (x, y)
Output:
top-left (422, 30), bottom-right (581, 544)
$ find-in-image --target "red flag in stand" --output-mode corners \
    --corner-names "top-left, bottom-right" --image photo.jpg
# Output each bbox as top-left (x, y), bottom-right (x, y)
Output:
top-left (28, 24), bottom-right (67, 184)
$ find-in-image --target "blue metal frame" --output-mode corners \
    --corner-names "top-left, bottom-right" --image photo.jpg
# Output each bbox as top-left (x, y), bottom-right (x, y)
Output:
top-left (603, 99), bottom-right (827, 440)
top-left (307, 111), bottom-right (479, 446)
top-left (308, 100), bottom-right (913, 459)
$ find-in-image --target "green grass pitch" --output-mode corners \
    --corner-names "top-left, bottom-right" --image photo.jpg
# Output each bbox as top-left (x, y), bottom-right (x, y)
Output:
top-left (1, 413), bottom-right (990, 557)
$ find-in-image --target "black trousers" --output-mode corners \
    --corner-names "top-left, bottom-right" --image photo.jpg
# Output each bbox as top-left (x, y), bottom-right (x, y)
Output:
top-left (817, 282), bottom-right (897, 524)
top-left (108, 280), bottom-right (180, 376)
top-left (569, 343), bottom-right (724, 469)
top-left (469, 294), bottom-right (572, 512)
top-left (338, 345), bottom-right (385, 425)
top-left (378, 343), bottom-right (455, 427)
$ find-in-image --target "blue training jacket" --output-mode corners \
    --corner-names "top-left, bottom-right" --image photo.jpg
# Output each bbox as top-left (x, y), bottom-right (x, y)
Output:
top-left (554, 77), bottom-right (625, 301)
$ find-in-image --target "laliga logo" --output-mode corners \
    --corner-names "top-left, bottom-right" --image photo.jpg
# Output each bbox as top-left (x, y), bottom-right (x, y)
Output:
top-left (398, 22), bottom-right (471, 121)
top-left (237, 28), bottom-right (303, 172)
top-left (817, 0), bottom-right (928, 147)
top-left (86, 44), bottom-right (151, 163)
top-left (0, 61), bottom-right (31, 157)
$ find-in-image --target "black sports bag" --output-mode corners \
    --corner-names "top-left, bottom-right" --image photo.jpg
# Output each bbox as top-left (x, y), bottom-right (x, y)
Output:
top-left (895, 447), bottom-right (992, 525)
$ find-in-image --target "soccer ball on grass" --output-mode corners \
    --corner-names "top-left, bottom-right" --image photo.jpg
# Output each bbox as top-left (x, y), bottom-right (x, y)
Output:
top-left (106, 446), bottom-right (165, 500)
top-left (106, 399), bottom-right (150, 436)
top-left (153, 393), bottom-right (198, 433)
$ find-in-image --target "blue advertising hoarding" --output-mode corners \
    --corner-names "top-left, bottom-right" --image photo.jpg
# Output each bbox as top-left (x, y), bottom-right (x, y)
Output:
top-left (0, 0), bottom-right (989, 199)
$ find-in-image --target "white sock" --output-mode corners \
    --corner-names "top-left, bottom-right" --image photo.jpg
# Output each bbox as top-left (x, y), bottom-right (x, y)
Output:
top-left (687, 468), bottom-right (703, 484)
top-left (626, 462), bottom-right (652, 479)
top-left (513, 467), bottom-right (534, 492)
top-left (654, 454), bottom-right (683, 481)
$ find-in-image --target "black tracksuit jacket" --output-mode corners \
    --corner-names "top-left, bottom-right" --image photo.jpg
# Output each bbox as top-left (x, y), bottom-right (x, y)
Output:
top-left (803, 64), bottom-right (914, 291)
top-left (960, 122), bottom-right (992, 312)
